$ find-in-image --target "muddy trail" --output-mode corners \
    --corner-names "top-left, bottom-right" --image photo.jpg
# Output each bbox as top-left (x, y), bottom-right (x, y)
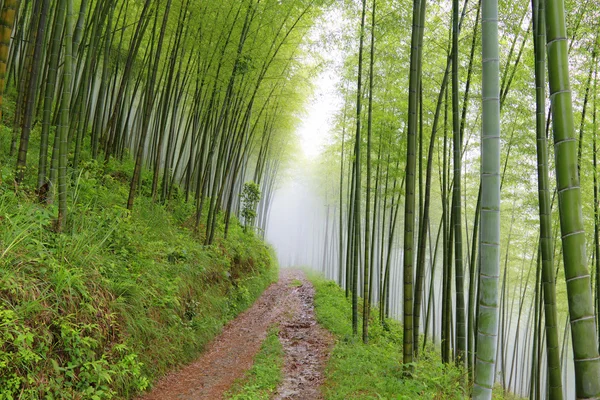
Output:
top-left (139, 269), bottom-right (333, 400)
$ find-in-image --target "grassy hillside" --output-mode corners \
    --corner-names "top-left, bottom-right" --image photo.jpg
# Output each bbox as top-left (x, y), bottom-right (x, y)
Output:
top-left (0, 131), bottom-right (278, 399)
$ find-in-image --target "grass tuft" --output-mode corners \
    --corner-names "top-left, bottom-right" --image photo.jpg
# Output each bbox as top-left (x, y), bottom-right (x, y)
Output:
top-left (225, 325), bottom-right (284, 400)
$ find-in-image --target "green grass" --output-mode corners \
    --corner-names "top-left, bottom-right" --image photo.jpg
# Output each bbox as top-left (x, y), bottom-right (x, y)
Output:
top-left (308, 273), bottom-right (467, 400)
top-left (307, 274), bottom-right (524, 400)
top-left (0, 137), bottom-right (279, 399)
top-left (225, 325), bottom-right (284, 400)
top-left (289, 279), bottom-right (303, 288)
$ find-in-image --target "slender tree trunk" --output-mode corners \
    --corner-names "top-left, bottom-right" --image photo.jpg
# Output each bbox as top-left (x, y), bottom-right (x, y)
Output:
top-left (0, 0), bottom-right (18, 122)
top-left (403, 0), bottom-right (425, 365)
top-left (57, 0), bottom-right (74, 232)
top-left (38, 0), bottom-right (66, 192)
top-left (531, 0), bottom-right (562, 397)
top-left (545, 0), bottom-right (600, 397)
top-left (576, 37), bottom-right (597, 172)
top-left (362, 0), bottom-right (376, 345)
top-left (594, 47), bottom-right (600, 355)
top-left (338, 90), bottom-right (348, 287)
top-left (468, 185), bottom-right (481, 376)
top-left (473, 0), bottom-right (501, 397)
top-left (351, 0), bottom-right (367, 337)
top-left (16, 0), bottom-right (50, 183)
top-left (451, 0), bottom-right (465, 367)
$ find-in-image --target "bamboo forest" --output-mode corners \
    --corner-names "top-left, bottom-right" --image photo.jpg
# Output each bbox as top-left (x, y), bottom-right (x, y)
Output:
top-left (1, 0), bottom-right (599, 398)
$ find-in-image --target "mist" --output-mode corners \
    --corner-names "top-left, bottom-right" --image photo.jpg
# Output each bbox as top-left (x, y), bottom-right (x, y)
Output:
top-left (265, 163), bottom-right (329, 269)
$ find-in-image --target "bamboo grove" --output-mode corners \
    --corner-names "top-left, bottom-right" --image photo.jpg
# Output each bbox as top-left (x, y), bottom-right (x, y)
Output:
top-left (3, 0), bottom-right (600, 397)
top-left (308, 0), bottom-right (600, 398)
top-left (0, 0), bottom-right (328, 240)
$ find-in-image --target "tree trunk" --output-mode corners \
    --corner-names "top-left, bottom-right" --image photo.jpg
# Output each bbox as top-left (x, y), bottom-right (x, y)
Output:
top-left (545, 0), bottom-right (600, 397)
top-left (0, 0), bottom-right (18, 122)
top-left (473, 0), bottom-right (501, 397)
top-left (57, 0), bottom-right (74, 232)
top-left (403, 0), bottom-right (425, 365)
top-left (362, 0), bottom-right (376, 345)
top-left (531, 0), bottom-right (562, 397)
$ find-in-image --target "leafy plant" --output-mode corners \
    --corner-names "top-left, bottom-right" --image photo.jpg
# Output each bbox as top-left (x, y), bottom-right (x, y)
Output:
top-left (241, 182), bottom-right (261, 232)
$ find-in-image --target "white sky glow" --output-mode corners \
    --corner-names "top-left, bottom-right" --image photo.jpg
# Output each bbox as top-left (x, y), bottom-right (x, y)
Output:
top-left (298, 70), bottom-right (341, 158)
top-left (297, 7), bottom-right (344, 159)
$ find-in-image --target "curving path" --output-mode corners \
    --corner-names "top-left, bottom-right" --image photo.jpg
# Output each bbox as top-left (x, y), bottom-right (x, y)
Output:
top-left (138, 269), bottom-right (333, 400)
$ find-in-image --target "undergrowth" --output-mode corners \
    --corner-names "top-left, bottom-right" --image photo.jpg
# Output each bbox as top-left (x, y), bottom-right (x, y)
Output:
top-left (309, 273), bottom-right (467, 399)
top-left (0, 132), bottom-right (278, 399)
top-left (225, 325), bottom-right (284, 400)
top-left (308, 274), bottom-right (524, 399)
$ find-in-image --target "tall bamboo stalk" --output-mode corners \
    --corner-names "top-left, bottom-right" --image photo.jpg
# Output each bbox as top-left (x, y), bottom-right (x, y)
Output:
top-left (545, 0), bottom-right (600, 396)
top-left (531, 0), bottom-right (562, 397)
top-left (351, 0), bottom-right (367, 336)
top-left (473, 0), bottom-right (501, 396)
top-left (57, 0), bottom-right (74, 232)
top-left (362, 0), bottom-right (376, 344)
top-left (451, 0), bottom-right (465, 366)
top-left (403, 0), bottom-right (425, 365)
top-left (0, 0), bottom-right (18, 123)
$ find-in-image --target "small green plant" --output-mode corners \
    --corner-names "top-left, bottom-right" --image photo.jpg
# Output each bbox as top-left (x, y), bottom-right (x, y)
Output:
top-left (241, 182), bottom-right (261, 232)
top-left (226, 325), bottom-right (284, 400)
top-left (289, 279), bottom-right (303, 288)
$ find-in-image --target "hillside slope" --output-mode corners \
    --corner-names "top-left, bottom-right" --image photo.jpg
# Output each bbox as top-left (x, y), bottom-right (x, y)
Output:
top-left (0, 145), bottom-right (277, 399)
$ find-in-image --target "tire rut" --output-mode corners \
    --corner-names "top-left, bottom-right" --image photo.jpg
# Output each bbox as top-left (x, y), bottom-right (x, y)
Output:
top-left (274, 274), bottom-right (333, 400)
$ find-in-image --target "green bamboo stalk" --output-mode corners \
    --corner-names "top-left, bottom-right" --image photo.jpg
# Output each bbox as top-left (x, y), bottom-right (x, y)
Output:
top-left (531, 0), bottom-right (562, 397)
top-left (38, 0), bottom-right (66, 192)
top-left (403, 0), bottom-right (424, 365)
top-left (57, 0), bottom-right (73, 232)
top-left (473, 0), bottom-right (501, 397)
top-left (351, 0), bottom-right (366, 337)
top-left (338, 92), bottom-right (348, 287)
top-left (594, 43), bottom-right (600, 355)
top-left (442, 85), bottom-right (451, 363)
top-left (362, 0), bottom-right (376, 345)
top-left (545, 0), bottom-right (600, 397)
top-left (451, 0), bottom-right (465, 367)
top-left (461, 2), bottom-right (483, 371)
top-left (411, 0), bottom-right (428, 359)
top-left (16, 0), bottom-right (50, 183)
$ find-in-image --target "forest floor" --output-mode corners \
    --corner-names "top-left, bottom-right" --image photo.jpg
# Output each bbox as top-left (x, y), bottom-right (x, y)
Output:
top-left (138, 269), bottom-right (333, 400)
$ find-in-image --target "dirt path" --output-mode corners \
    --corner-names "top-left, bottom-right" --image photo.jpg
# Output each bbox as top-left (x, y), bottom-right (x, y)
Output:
top-left (138, 269), bottom-right (333, 400)
top-left (274, 273), bottom-right (333, 400)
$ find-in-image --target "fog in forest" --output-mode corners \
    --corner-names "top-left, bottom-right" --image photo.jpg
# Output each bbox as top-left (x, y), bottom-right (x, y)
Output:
top-left (266, 170), bottom-right (576, 399)
top-left (265, 164), bottom-right (327, 269)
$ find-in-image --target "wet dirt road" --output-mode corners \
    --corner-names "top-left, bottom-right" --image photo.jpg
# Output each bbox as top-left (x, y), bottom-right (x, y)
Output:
top-left (138, 269), bottom-right (333, 400)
